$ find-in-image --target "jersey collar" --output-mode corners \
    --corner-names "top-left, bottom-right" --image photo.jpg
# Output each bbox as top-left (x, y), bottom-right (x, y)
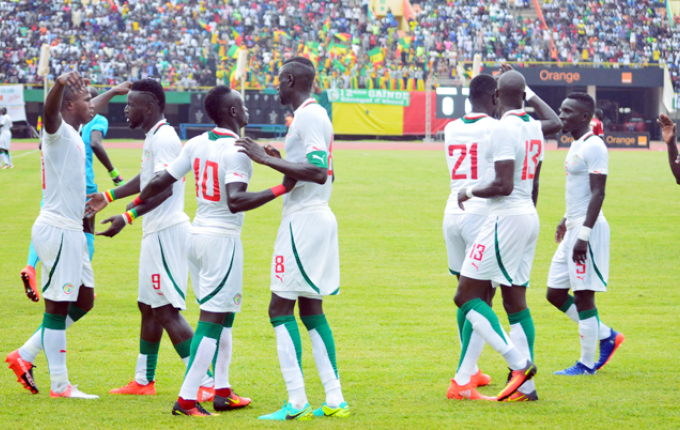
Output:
top-left (502, 109), bottom-right (530, 122)
top-left (579, 132), bottom-right (596, 142)
top-left (295, 98), bottom-right (317, 113)
top-left (209, 127), bottom-right (240, 141)
top-left (461, 113), bottom-right (488, 124)
top-left (146, 119), bottom-right (169, 137)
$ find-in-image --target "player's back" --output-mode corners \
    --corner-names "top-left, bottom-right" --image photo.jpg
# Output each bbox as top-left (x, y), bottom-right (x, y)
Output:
top-left (186, 129), bottom-right (253, 235)
top-left (444, 114), bottom-right (496, 215)
top-left (283, 100), bottom-right (333, 217)
top-left (486, 110), bottom-right (544, 216)
top-left (38, 121), bottom-right (86, 230)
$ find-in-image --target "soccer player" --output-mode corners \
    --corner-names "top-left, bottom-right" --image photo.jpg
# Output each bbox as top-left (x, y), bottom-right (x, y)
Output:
top-left (658, 113), bottom-right (680, 182)
top-left (590, 108), bottom-right (604, 137)
top-left (5, 71), bottom-right (129, 398)
top-left (138, 85), bottom-right (295, 416)
top-left (446, 68), bottom-right (562, 401)
top-left (455, 71), bottom-right (545, 401)
top-left (547, 93), bottom-right (624, 375)
top-left (237, 57), bottom-right (349, 420)
top-left (19, 87), bottom-right (125, 302)
top-left (0, 107), bottom-right (13, 168)
top-left (85, 79), bottom-right (214, 399)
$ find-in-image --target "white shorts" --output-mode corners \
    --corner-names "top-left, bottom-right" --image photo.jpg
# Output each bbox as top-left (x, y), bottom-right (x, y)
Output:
top-left (138, 222), bottom-right (189, 310)
top-left (270, 209), bottom-right (340, 297)
top-left (460, 213), bottom-right (540, 287)
top-left (32, 223), bottom-right (94, 302)
top-left (188, 232), bottom-right (243, 313)
top-left (547, 217), bottom-right (610, 292)
top-left (443, 213), bottom-right (487, 276)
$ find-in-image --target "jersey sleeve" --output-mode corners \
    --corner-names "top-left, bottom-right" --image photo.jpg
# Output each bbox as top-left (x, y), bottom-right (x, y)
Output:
top-left (583, 139), bottom-right (608, 175)
top-left (489, 123), bottom-right (516, 162)
top-left (152, 128), bottom-right (181, 173)
top-left (90, 116), bottom-right (109, 138)
top-left (166, 141), bottom-right (193, 180)
top-left (43, 120), bottom-right (65, 145)
top-left (224, 149), bottom-right (253, 185)
top-left (297, 108), bottom-right (329, 168)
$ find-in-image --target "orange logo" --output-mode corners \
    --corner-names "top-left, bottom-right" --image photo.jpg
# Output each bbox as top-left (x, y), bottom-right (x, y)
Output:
top-left (621, 73), bottom-right (632, 84)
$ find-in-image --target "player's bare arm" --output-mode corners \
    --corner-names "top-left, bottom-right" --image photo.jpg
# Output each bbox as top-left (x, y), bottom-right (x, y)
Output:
top-left (85, 174), bottom-right (141, 217)
top-left (138, 170), bottom-right (176, 201)
top-left (97, 186), bottom-right (172, 238)
top-left (237, 137), bottom-right (327, 184)
top-left (457, 160), bottom-right (514, 210)
top-left (226, 175), bottom-right (296, 213)
top-left (573, 173), bottom-right (606, 264)
top-left (532, 161), bottom-right (542, 207)
top-left (44, 71), bottom-right (87, 133)
top-left (658, 114), bottom-right (680, 183)
top-left (91, 82), bottom-right (132, 117)
top-left (90, 130), bottom-right (124, 184)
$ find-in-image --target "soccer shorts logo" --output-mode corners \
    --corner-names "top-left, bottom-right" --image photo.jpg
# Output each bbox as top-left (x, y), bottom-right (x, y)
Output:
top-left (233, 293), bottom-right (242, 306)
top-left (62, 283), bottom-right (74, 294)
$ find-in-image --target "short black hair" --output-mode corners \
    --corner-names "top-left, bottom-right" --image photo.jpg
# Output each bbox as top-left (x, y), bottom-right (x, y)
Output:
top-left (130, 79), bottom-right (166, 112)
top-left (204, 85), bottom-right (232, 123)
top-left (594, 108), bottom-right (603, 120)
top-left (566, 92), bottom-right (595, 115)
top-left (469, 74), bottom-right (497, 102)
top-left (282, 56), bottom-right (316, 88)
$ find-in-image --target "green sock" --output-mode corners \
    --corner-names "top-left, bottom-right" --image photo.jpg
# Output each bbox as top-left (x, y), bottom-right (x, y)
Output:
top-left (456, 308), bottom-right (473, 372)
top-left (67, 305), bottom-right (88, 324)
top-left (212, 313), bottom-right (236, 371)
top-left (301, 314), bottom-right (338, 377)
top-left (137, 339), bottom-right (160, 384)
top-left (508, 308), bottom-right (535, 361)
top-left (185, 322), bottom-right (222, 377)
top-left (271, 315), bottom-right (303, 370)
top-left (174, 338), bottom-right (192, 362)
top-left (301, 314), bottom-right (345, 407)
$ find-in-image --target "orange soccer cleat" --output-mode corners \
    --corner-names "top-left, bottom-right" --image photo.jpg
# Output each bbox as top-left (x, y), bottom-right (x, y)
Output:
top-left (5, 350), bottom-right (39, 394)
top-left (109, 380), bottom-right (156, 395)
top-left (197, 385), bottom-right (215, 402)
top-left (21, 265), bottom-right (40, 302)
top-left (470, 369), bottom-right (492, 387)
top-left (213, 390), bottom-right (251, 411)
top-left (172, 401), bottom-right (218, 417)
top-left (501, 389), bottom-right (539, 402)
top-left (497, 361), bottom-right (537, 401)
top-left (447, 379), bottom-right (496, 400)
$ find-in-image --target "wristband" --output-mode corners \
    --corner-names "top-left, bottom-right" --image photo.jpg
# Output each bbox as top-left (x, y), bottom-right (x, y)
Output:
top-left (104, 189), bottom-right (116, 203)
top-left (577, 226), bottom-right (592, 242)
top-left (525, 86), bottom-right (536, 101)
top-left (109, 168), bottom-right (120, 179)
top-left (465, 187), bottom-right (475, 199)
top-left (271, 184), bottom-right (286, 198)
top-left (123, 208), bottom-right (138, 225)
top-left (133, 196), bottom-right (143, 206)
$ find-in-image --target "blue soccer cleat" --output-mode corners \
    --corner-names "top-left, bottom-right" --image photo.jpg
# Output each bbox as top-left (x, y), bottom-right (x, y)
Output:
top-left (595, 329), bottom-right (625, 370)
top-left (313, 402), bottom-right (350, 417)
top-left (555, 361), bottom-right (596, 376)
top-left (258, 402), bottom-right (313, 421)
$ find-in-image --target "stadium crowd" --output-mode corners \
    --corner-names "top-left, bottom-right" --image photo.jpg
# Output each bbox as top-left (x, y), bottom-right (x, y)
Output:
top-left (0, 0), bottom-right (678, 91)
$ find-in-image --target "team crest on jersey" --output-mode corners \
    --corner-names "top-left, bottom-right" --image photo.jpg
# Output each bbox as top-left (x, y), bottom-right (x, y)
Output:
top-left (62, 283), bottom-right (74, 295)
top-left (571, 155), bottom-right (580, 165)
top-left (144, 149), bottom-right (151, 161)
top-left (233, 293), bottom-right (242, 305)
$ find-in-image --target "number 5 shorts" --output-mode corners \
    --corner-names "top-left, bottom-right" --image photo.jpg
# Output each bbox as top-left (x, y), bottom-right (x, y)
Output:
top-left (547, 216), bottom-right (609, 292)
top-left (32, 222), bottom-right (95, 302)
top-left (270, 208), bottom-right (340, 300)
top-left (188, 232), bottom-right (244, 313)
top-left (460, 213), bottom-right (540, 288)
top-left (138, 222), bottom-right (189, 310)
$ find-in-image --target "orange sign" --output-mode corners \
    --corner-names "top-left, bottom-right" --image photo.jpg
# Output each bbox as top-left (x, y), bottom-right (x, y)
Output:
top-left (621, 72), bottom-right (632, 84)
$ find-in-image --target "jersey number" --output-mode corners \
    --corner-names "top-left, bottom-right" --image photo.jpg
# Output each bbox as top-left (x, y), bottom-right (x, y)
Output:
top-left (275, 256), bottom-right (285, 273)
top-left (193, 158), bottom-right (220, 201)
top-left (152, 274), bottom-right (161, 290)
top-left (469, 244), bottom-right (486, 261)
top-left (521, 140), bottom-right (542, 180)
top-left (449, 143), bottom-right (478, 180)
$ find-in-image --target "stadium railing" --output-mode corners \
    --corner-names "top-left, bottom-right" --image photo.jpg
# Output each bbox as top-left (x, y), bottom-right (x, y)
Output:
top-left (179, 123), bottom-right (286, 140)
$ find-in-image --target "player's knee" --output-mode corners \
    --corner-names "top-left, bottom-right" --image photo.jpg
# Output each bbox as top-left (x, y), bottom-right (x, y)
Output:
top-left (573, 292), bottom-right (595, 311)
top-left (453, 290), bottom-right (467, 308)
top-left (546, 288), bottom-right (566, 308)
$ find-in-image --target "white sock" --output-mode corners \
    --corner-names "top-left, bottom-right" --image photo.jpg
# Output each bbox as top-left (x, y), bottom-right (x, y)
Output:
top-left (19, 329), bottom-right (43, 363)
top-left (0, 153), bottom-right (8, 166)
top-left (308, 328), bottom-right (344, 408)
top-left (274, 324), bottom-right (307, 409)
top-left (510, 323), bottom-right (535, 394)
top-left (214, 327), bottom-right (232, 390)
top-left (179, 337), bottom-right (217, 401)
top-left (565, 303), bottom-right (612, 340)
top-left (454, 331), bottom-right (485, 386)
top-left (42, 326), bottom-right (70, 391)
top-left (182, 353), bottom-right (214, 387)
top-left (134, 354), bottom-right (152, 385)
top-left (579, 316), bottom-right (599, 369)
top-left (564, 303), bottom-right (580, 324)
top-left (598, 321), bottom-right (612, 340)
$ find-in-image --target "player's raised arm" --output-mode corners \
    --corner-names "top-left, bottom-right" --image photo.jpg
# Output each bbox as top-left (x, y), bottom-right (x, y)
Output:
top-left (44, 71), bottom-right (87, 134)
top-left (91, 81), bottom-right (132, 117)
top-left (658, 114), bottom-right (680, 184)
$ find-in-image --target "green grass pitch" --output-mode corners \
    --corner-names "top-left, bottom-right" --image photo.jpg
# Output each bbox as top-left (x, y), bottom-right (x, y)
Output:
top-left (0, 147), bottom-right (679, 429)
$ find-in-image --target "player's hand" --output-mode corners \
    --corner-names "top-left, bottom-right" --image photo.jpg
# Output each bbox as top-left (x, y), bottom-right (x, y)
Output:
top-left (555, 217), bottom-right (567, 243)
top-left (282, 174), bottom-right (297, 192)
top-left (235, 137), bottom-right (268, 164)
top-left (56, 71), bottom-right (86, 95)
top-left (499, 63), bottom-right (514, 74)
top-left (658, 113), bottom-right (677, 147)
top-left (264, 144), bottom-right (282, 159)
top-left (457, 187), bottom-right (470, 210)
top-left (125, 200), bottom-right (136, 211)
top-left (572, 239), bottom-right (588, 265)
top-left (85, 192), bottom-right (108, 218)
top-left (96, 215), bottom-right (126, 237)
top-left (113, 81), bottom-right (132, 96)
top-left (112, 175), bottom-right (125, 185)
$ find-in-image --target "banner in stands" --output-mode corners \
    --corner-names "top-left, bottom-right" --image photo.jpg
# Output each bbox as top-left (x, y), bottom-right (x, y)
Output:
top-left (0, 85), bottom-right (27, 122)
top-left (327, 89), bottom-right (411, 107)
top-left (557, 132), bottom-right (650, 148)
top-left (484, 67), bottom-right (664, 88)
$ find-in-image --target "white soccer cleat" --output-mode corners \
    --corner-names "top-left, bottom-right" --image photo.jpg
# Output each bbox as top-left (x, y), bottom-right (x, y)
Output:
top-left (50, 384), bottom-right (99, 399)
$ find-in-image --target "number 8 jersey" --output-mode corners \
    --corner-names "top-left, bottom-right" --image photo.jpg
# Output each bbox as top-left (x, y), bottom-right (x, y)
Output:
top-left (444, 114), bottom-right (497, 215)
top-left (485, 109), bottom-right (544, 216)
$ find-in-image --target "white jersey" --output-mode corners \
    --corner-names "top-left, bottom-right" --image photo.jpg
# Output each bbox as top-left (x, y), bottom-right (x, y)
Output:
top-left (485, 109), bottom-right (544, 216)
top-left (0, 114), bottom-right (12, 136)
top-left (444, 113), bottom-right (496, 215)
top-left (140, 120), bottom-right (189, 234)
top-left (282, 98), bottom-right (333, 217)
top-left (37, 120), bottom-right (86, 231)
top-left (166, 127), bottom-right (253, 235)
top-left (564, 132), bottom-right (608, 229)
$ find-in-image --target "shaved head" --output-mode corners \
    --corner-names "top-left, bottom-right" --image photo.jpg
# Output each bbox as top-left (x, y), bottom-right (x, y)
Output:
top-left (497, 71), bottom-right (526, 110)
top-left (89, 87), bottom-right (99, 99)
